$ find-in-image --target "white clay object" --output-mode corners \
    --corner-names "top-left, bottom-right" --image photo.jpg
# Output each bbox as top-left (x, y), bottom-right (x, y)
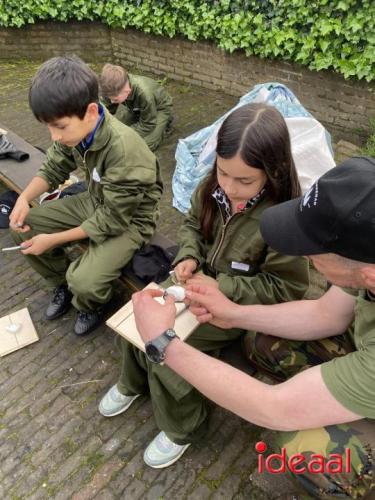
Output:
top-left (6, 322), bottom-right (22, 334)
top-left (163, 285), bottom-right (186, 302)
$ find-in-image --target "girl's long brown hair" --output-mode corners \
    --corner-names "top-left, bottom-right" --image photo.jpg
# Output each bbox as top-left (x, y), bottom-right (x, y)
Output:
top-left (199, 103), bottom-right (301, 240)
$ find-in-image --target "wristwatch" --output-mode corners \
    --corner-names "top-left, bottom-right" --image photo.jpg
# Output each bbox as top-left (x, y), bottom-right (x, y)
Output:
top-left (145, 328), bottom-right (179, 364)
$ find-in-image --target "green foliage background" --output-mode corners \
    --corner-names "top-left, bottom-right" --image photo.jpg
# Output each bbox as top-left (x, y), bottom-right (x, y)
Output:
top-left (0, 0), bottom-right (374, 82)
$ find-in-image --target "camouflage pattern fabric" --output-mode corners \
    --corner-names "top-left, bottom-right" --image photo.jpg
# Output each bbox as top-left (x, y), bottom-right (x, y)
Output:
top-left (244, 331), bottom-right (375, 498)
top-left (243, 331), bottom-right (355, 382)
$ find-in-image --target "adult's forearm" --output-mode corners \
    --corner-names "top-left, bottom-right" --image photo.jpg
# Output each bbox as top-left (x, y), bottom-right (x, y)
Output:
top-left (234, 296), bottom-right (351, 340)
top-left (165, 339), bottom-right (279, 429)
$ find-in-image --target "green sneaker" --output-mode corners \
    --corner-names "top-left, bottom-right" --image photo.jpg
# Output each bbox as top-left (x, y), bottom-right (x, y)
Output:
top-left (99, 384), bottom-right (140, 417)
top-left (143, 431), bottom-right (190, 468)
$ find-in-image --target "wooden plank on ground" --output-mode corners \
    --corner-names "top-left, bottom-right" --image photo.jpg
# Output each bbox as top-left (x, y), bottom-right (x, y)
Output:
top-left (0, 307), bottom-right (39, 357)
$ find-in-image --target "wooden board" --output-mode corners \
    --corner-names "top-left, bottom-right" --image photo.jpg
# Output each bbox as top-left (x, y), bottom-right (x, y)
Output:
top-left (106, 282), bottom-right (199, 352)
top-left (0, 307), bottom-right (39, 357)
top-left (0, 123), bottom-right (46, 194)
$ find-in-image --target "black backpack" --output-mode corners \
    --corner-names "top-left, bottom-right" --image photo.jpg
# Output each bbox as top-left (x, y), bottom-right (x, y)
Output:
top-left (124, 244), bottom-right (179, 285)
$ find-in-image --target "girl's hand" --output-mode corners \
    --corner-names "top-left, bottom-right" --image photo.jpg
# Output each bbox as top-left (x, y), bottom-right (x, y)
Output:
top-left (174, 258), bottom-right (198, 282)
top-left (187, 273), bottom-right (219, 288)
top-left (9, 196), bottom-right (31, 232)
top-left (22, 234), bottom-right (57, 256)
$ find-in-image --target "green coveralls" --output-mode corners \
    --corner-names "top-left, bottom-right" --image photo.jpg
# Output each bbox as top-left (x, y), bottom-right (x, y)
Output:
top-left (12, 108), bottom-right (163, 311)
top-left (117, 188), bottom-right (310, 444)
top-left (243, 288), bottom-right (375, 499)
top-left (104, 74), bottom-right (173, 152)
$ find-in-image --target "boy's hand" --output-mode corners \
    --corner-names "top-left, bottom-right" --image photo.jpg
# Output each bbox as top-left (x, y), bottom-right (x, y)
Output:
top-left (174, 258), bottom-right (197, 282)
top-left (187, 273), bottom-right (219, 288)
top-left (21, 234), bottom-right (57, 255)
top-left (185, 284), bottom-right (239, 329)
top-left (9, 196), bottom-right (31, 232)
top-left (132, 289), bottom-right (177, 343)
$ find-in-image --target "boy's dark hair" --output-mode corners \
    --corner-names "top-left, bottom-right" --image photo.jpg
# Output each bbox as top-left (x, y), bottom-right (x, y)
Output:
top-left (29, 55), bottom-right (99, 122)
top-left (199, 103), bottom-right (301, 241)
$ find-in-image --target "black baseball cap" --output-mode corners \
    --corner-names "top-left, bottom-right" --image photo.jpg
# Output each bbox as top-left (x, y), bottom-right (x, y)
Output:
top-left (260, 156), bottom-right (375, 264)
top-left (0, 190), bottom-right (18, 229)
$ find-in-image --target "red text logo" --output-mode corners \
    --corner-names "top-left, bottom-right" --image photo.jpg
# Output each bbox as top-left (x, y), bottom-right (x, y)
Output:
top-left (255, 441), bottom-right (351, 474)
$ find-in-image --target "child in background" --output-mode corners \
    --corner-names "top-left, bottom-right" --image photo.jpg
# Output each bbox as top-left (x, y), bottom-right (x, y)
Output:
top-left (99, 103), bottom-right (310, 467)
top-left (100, 63), bottom-right (173, 151)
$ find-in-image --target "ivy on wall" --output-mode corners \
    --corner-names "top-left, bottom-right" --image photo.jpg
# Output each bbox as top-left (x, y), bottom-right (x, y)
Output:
top-left (0, 0), bottom-right (374, 82)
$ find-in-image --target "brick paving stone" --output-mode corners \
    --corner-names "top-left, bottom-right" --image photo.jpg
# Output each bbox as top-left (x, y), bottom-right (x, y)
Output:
top-left (1, 362), bottom-right (39, 400)
top-left (8, 462), bottom-right (51, 499)
top-left (94, 488), bottom-right (116, 500)
top-left (134, 397), bottom-right (154, 421)
top-left (100, 465), bottom-right (130, 496)
top-left (95, 397), bottom-right (148, 443)
top-left (71, 460), bottom-right (124, 500)
top-left (249, 464), bottom-right (292, 499)
top-left (161, 464), bottom-right (198, 499)
top-left (144, 460), bottom-right (193, 499)
top-left (211, 473), bottom-right (243, 499)
top-left (136, 461), bottom-right (162, 488)
top-left (30, 415), bottom-right (83, 467)
top-left (204, 427), bottom-right (250, 480)
top-left (114, 477), bottom-right (146, 499)
top-left (0, 466), bottom-right (27, 495)
top-left (0, 385), bottom-right (25, 413)
top-left (35, 435), bottom-right (103, 497)
top-left (185, 482), bottom-right (213, 499)
top-left (27, 386), bottom-right (68, 419)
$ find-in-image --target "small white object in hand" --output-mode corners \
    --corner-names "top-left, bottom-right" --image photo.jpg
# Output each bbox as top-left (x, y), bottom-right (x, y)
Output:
top-left (6, 322), bottom-right (22, 334)
top-left (163, 286), bottom-right (186, 302)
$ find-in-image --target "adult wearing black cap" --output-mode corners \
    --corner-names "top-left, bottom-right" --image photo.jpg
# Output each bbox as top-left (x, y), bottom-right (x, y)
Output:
top-left (131, 156), bottom-right (375, 498)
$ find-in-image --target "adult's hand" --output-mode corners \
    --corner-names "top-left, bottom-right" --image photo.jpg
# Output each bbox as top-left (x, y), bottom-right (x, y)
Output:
top-left (173, 258), bottom-right (197, 282)
top-left (185, 284), bottom-right (240, 329)
top-left (9, 195), bottom-right (30, 232)
top-left (187, 273), bottom-right (219, 289)
top-left (132, 289), bottom-right (177, 343)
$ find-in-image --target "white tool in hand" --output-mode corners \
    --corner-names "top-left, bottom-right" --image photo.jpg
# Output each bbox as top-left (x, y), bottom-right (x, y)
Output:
top-left (163, 285), bottom-right (186, 302)
top-left (1, 245), bottom-right (23, 252)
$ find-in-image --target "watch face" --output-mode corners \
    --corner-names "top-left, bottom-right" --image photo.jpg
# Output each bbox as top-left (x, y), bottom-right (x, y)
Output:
top-left (145, 343), bottom-right (162, 363)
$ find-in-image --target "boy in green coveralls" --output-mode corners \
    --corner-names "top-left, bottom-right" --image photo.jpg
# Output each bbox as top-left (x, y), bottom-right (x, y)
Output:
top-left (99, 64), bottom-right (173, 152)
top-left (9, 56), bottom-right (162, 336)
top-left (133, 157), bottom-right (375, 498)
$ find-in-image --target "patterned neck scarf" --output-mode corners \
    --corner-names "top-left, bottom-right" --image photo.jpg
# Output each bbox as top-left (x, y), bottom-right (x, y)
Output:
top-left (212, 185), bottom-right (266, 222)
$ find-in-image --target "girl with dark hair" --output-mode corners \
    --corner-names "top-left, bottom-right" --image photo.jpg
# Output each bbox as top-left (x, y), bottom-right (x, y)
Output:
top-left (99, 103), bottom-right (310, 469)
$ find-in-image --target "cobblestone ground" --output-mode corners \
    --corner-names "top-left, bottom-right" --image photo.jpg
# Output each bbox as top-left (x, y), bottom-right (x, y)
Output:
top-left (0, 60), bottom-right (360, 500)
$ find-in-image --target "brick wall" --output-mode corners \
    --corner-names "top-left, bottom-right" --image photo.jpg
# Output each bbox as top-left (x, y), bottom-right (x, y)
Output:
top-left (1, 21), bottom-right (373, 143)
top-left (0, 21), bottom-right (111, 61)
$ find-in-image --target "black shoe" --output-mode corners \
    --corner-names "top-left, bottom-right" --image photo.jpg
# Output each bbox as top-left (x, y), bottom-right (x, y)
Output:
top-left (46, 285), bottom-right (72, 320)
top-left (74, 309), bottom-right (103, 336)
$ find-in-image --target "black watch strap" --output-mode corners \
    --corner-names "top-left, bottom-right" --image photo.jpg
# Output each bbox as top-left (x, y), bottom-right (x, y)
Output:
top-left (145, 329), bottom-right (179, 364)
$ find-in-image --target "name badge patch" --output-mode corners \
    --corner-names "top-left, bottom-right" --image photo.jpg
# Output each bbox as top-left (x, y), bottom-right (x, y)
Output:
top-left (92, 168), bottom-right (101, 183)
top-left (231, 261), bottom-right (250, 272)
